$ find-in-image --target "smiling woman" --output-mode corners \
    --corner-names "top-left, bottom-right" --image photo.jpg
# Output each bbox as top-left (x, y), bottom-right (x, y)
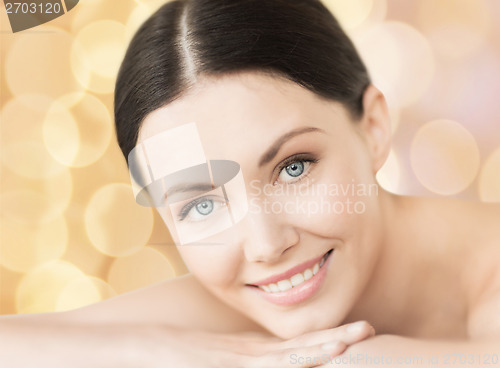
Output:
top-left (131, 74), bottom-right (389, 334)
top-left (112, 0), bottom-right (500, 361)
top-left (1, 0), bottom-right (500, 367)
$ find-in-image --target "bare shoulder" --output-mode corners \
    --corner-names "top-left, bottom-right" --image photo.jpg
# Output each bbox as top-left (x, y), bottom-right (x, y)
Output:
top-left (410, 196), bottom-right (500, 338)
top-left (409, 196), bottom-right (500, 249)
top-left (453, 200), bottom-right (500, 339)
top-left (455, 200), bottom-right (500, 256)
top-left (55, 273), bottom-right (264, 334)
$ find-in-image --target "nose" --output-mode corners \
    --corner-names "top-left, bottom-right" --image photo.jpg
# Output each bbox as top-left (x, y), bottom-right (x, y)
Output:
top-left (239, 210), bottom-right (300, 263)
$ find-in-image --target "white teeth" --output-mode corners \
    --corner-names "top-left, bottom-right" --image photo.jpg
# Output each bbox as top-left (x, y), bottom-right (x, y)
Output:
top-left (277, 280), bottom-right (292, 292)
top-left (304, 269), bottom-right (313, 281)
top-left (269, 283), bottom-right (279, 293)
top-left (257, 252), bottom-right (331, 293)
top-left (290, 273), bottom-right (305, 287)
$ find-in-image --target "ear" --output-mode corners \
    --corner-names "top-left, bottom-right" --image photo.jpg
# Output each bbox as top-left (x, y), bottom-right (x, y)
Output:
top-left (356, 85), bottom-right (392, 174)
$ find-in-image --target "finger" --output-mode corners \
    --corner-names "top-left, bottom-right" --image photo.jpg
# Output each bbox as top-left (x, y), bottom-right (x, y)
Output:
top-left (200, 332), bottom-right (282, 356)
top-left (240, 340), bottom-right (347, 368)
top-left (186, 330), bottom-right (281, 353)
top-left (232, 331), bottom-right (283, 344)
top-left (274, 321), bottom-right (375, 350)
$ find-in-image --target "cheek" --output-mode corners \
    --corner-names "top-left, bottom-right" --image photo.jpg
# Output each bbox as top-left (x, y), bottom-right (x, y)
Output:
top-left (157, 207), bottom-right (243, 288)
top-left (282, 163), bottom-right (380, 238)
top-left (176, 241), bottom-right (242, 288)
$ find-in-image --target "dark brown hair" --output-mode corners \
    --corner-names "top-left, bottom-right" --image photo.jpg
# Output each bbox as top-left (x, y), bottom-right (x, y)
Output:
top-left (114, 0), bottom-right (371, 163)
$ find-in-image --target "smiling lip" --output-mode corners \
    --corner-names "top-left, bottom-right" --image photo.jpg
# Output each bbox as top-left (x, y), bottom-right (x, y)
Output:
top-left (247, 250), bottom-right (334, 306)
top-left (248, 252), bottom-right (328, 286)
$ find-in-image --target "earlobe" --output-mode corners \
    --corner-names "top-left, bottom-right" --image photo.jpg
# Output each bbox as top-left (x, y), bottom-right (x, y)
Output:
top-left (358, 85), bottom-right (392, 173)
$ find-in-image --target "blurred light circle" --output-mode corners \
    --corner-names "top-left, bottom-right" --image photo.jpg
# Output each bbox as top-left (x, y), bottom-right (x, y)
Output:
top-left (43, 101), bottom-right (79, 165)
top-left (323, 0), bottom-right (374, 30)
top-left (418, 0), bottom-right (491, 37)
top-left (354, 21), bottom-right (435, 108)
top-left (363, 0), bottom-right (387, 28)
top-left (437, 50), bottom-right (500, 148)
top-left (133, 0), bottom-right (170, 9)
top-left (125, 3), bottom-right (156, 43)
top-left (1, 141), bottom-right (66, 179)
top-left (427, 26), bottom-right (484, 61)
top-left (43, 93), bottom-right (112, 167)
top-left (410, 120), bottom-right (480, 195)
top-left (5, 26), bottom-right (88, 99)
top-left (85, 183), bottom-right (153, 257)
top-left (71, 0), bottom-right (136, 33)
top-left (55, 276), bottom-right (117, 312)
top-left (0, 168), bottom-right (73, 223)
top-left (1, 190), bottom-right (53, 223)
top-left (70, 56), bottom-right (117, 95)
top-left (70, 38), bottom-right (93, 93)
top-left (107, 246), bottom-right (176, 294)
top-left (479, 148), bottom-right (500, 202)
top-left (376, 149), bottom-right (401, 194)
top-left (0, 216), bottom-right (68, 273)
top-left (75, 20), bottom-right (127, 78)
top-left (352, 24), bottom-right (399, 109)
top-left (0, 95), bottom-right (53, 137)
top-left (0, 95), bottom-right (68, 179)
top-left (16, 260), bottom-right (85, 313)
top-left (72, 20), bottom-right (127, 94)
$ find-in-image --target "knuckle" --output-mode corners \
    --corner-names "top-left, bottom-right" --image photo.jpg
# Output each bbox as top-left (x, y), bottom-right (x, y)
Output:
top-left (346, 320), bottom-right (371, 333)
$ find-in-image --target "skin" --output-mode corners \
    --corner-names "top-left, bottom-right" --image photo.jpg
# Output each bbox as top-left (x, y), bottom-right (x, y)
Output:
top-left (138, 70), bottom-right (390, 339)
top-left (59, 71), bottom-right (500, 365)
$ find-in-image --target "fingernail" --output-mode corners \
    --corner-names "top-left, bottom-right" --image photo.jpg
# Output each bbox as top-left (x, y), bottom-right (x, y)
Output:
top-left (346, 321), bottom-right (366, 333)
top-left (321, 341), bottom-right (343, 351)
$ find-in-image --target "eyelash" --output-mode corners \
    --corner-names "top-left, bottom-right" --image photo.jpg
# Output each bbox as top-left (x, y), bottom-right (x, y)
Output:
top-left (177, 195), bottom-right (222, 221)
top-left (274, 153), bottom-right (319, 185)
top-left (177, 154), bottom-right (318, 220)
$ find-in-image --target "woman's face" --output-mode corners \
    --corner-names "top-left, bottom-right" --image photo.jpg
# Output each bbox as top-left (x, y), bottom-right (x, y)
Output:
top-left (137, 71), bottom-right (390, 338)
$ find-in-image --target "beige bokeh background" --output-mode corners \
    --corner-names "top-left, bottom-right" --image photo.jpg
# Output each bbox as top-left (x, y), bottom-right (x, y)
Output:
top-left (1, 0), bottom-right (499, 315)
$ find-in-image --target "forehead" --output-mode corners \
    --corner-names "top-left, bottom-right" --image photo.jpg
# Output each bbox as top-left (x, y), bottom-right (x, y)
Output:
top-left (137, 72), bottom-right (341, 160)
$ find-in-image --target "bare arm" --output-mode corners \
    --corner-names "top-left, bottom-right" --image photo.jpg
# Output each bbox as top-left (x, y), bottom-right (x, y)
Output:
top-left (0, 275), bottom-right (248, 367)
top-left (0, 313), bottom-right (156, 368)
top-left (0, 275), bottom-right (376, 368)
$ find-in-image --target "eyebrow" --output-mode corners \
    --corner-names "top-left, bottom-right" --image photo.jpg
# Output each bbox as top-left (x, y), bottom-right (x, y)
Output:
top-left (165, 183), bottom-right (214, 198)
top-left (258, 127), bottom-right (325, 167)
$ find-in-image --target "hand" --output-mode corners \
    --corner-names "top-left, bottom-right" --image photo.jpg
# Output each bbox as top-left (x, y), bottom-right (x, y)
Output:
top-left (147, 320), bottom-right (375, 368)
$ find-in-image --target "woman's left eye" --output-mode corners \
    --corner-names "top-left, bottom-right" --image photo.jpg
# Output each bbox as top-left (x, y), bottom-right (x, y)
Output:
top-left (277, 159), bottom-right (312, 183)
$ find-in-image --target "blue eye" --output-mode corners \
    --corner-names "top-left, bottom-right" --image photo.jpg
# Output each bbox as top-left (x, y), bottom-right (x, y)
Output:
top-left (178, 196), bottom-right (225, 222)
top-left (285, 161), bottom-right (304, 177)
top-left (277, 159), bottom-right (312, 183)
top-left (195, 200), bottom-right (213, 216)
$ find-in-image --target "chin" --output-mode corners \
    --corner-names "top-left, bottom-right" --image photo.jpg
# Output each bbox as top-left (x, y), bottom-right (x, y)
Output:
top-left (262, 311), bottom-right (341, 339)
